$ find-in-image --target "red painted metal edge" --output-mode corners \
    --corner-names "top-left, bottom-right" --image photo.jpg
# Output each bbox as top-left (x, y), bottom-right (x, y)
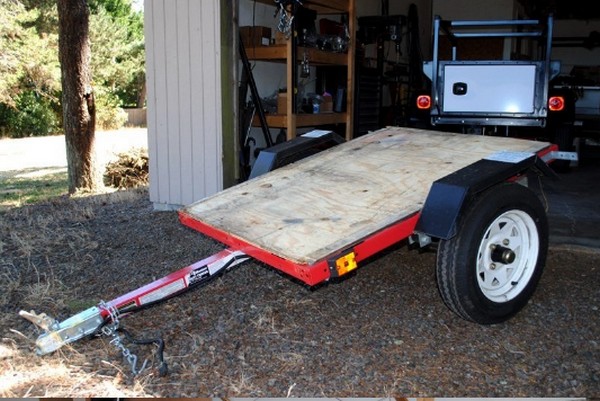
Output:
top-left (352, 212), bottom-right (420, 264)
top-left (178, 210), bottom-right (421, 286)
top-left (103, 248), bottom-right (239, 317)
top-left (178, 211), bottom-right (330, 286)
top-left (176, 145), bottom-right (553, 287)
top-left (537, 143), bottom-right (559, 160)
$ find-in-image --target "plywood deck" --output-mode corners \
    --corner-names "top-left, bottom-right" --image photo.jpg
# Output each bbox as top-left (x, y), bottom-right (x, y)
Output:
top-left (182, 127), bottom-right (550, 265)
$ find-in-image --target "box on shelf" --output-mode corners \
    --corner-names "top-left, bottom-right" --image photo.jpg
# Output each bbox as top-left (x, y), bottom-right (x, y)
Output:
top-left (240, 26), bottom-right (272, 47)
top-left (274, 31), bottom-right (288, 45)
top-left (321, 95), bottom-right (333, 113)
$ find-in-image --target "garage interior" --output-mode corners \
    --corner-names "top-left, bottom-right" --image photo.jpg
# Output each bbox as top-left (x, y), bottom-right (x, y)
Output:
top-left (237, 0), bottom-right (600, 248)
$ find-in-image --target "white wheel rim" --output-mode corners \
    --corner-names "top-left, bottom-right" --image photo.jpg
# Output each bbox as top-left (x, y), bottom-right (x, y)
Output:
top-left (476, 209), bottom-right (539, 303)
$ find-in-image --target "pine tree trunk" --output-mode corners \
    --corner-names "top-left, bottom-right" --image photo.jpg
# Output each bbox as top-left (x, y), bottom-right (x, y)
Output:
top-left (137, 73), bottom-right (147, 108)
top-left (57, 0), bottom-right (101, 194)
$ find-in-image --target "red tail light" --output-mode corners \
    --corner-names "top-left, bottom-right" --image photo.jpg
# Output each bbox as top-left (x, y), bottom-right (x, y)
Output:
top-left (548, 96), bottom-right (565, 112)
top-left (417, 95), bottom-right (431, 110)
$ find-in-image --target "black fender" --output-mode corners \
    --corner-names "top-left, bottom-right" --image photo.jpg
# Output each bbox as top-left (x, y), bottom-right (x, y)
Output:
top-left (415, 153), bottom-right (557, 240)
top-left (249, 131), bottom-right (345, 179)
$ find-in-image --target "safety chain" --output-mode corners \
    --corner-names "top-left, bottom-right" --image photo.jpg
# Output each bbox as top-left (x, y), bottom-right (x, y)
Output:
top-left (98, 301), bottom-right (148, 376)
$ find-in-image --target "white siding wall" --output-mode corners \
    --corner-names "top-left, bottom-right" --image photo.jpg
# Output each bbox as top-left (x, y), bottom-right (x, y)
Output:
top-left (145, 0), bottom-right (223, 209)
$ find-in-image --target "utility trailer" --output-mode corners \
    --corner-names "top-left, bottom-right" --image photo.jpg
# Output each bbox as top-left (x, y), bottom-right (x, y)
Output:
top-left (20, 127), bottom-right (563, 374)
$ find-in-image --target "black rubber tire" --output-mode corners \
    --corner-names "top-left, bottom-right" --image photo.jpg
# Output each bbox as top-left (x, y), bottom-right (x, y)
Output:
top-left (436, 183), bottom-right (549, 324)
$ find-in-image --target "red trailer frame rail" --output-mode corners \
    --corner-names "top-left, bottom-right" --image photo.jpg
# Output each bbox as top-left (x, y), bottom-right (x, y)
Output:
top-left (178, 210), bottom-right (421, 286)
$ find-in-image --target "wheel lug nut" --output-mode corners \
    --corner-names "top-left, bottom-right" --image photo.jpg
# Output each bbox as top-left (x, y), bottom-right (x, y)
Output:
top-left (490, 263), bottom-right (497, 270)
top-left (503, 239), bottom-right (510, 246)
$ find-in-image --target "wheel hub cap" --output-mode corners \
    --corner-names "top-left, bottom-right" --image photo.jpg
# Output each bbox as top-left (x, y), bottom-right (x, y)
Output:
top-left (476, 210), bottom-right (539, 303)
top-left (490, 244), bottom-right (517, 265)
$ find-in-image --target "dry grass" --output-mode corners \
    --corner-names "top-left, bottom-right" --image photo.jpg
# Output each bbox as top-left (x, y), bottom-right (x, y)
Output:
top-left (1, 171), bottom-right (598, 397)
top-left (0, 337), bottom-right (153, 397)
top-left (103, 148), bottom-right (149, 189)
top-left (0, 171), bottom-right (69, 211)
top-left (0, 188), bottom-right (154, 397)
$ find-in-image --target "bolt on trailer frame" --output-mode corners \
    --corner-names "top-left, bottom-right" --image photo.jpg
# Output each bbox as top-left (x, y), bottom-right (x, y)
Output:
top-left (20, 127), bottom-right (564, 374)
top-left (423, 15), bottom-right (561, 128)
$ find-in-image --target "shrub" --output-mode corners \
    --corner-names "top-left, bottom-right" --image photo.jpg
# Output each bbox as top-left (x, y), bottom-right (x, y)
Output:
top-left (1, 91), bottom-right (60, 137)
top-left (95, 89), bottom-right (128, 131)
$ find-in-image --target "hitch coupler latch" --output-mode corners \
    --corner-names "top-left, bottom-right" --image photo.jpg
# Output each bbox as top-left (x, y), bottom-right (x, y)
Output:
top-left (19, 307), bottom-right (105, 355)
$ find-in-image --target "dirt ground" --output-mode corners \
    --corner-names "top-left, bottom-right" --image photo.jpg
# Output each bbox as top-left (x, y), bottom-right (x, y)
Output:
top-left (1, 187), bottom-right (598, 397)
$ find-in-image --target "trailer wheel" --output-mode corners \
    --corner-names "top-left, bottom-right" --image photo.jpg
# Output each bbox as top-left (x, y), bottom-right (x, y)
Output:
top-left (436, 183), bottom-right (548, 324)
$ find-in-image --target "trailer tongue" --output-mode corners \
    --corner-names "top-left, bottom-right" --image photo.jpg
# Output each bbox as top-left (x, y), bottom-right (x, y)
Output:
top-left (19, 127), bottom-right (565, 375)
top-left (20, 249), bottom-right (250, 356)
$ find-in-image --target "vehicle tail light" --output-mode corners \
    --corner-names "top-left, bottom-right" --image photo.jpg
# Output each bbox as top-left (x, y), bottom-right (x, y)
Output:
top-left (417, 95), bottom-right (431, 110)
top-left (548, 96), bottom-right (565, 112)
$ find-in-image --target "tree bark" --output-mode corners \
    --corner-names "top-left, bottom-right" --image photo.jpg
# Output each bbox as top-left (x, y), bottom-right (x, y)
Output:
top-left (137, 72), bottom-right (147, 108)
top-left (57, 0), bottom-right (101, 194)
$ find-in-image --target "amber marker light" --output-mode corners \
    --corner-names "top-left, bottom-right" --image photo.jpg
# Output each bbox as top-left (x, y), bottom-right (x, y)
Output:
top-left (335, 251), bottom-right (358, 276)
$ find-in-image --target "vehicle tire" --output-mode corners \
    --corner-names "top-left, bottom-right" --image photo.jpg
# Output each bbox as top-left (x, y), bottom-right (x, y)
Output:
top-left (436, 183), bottom-right (548, 324)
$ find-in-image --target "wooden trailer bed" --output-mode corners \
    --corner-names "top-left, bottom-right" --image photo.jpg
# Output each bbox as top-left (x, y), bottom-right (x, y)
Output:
top-left (180, 127), bottom-right (551, 266)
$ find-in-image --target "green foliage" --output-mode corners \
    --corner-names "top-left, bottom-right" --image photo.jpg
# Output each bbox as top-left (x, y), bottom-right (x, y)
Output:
top-left (89, 0), bottom-right (143, 41)
top-left (0, 1), bottom-right (26, 105)
top-left (1, 91), bottom-right (61, 137)
top-left (0, 1), bottom-right (59, 106)
top-left (0, 0), bottom-right (145, 138)
top-left (94, 87), bottom-right (128, 130)
top-left (90, 8), bottom-right (145, 108)
top-left (19, 0), bottom-right (58, 36)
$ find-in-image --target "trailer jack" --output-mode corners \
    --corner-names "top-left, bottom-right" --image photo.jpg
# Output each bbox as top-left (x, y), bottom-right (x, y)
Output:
top-left (19, 248), bottom-right (250, 375)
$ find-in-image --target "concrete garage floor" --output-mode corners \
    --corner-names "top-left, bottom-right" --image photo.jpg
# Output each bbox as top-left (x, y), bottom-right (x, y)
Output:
top-left (539, 153), bottom-right (600, 250)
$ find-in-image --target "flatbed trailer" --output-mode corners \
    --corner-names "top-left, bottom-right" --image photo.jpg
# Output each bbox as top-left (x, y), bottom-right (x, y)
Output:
top-left (20, 127), bottom-right (562, 375)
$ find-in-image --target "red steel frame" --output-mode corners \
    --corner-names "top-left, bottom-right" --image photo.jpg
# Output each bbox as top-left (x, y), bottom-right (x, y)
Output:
top-left (94, 210), bottom-right (421, 319)
top-left (104, 145), bottom-right (558, 314)
top-left (537, 143), bottom-right (559, 160)
top-left (177, 145), bottom-right (558, 287)
top-left (101, 248), bottom-right (246, 317)
top-left (90, 211), bottom-right (421, 320)
top-left (178, 211), bottom-right (421, 286)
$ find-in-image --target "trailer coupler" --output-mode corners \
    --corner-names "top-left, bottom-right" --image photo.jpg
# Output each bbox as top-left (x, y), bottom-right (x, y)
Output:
top-left (19, 248), bottom-right (250, 373)
top-left (20, 307), bottom-right (105, 355)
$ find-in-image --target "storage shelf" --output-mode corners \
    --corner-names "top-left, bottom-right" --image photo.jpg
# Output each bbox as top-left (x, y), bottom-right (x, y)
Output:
top-left (254, 0), bottom-right (349, 14)
top-left (244, 0), bottom-right (355, 140)
top-left (246, 45), bottom-right (349, 66)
